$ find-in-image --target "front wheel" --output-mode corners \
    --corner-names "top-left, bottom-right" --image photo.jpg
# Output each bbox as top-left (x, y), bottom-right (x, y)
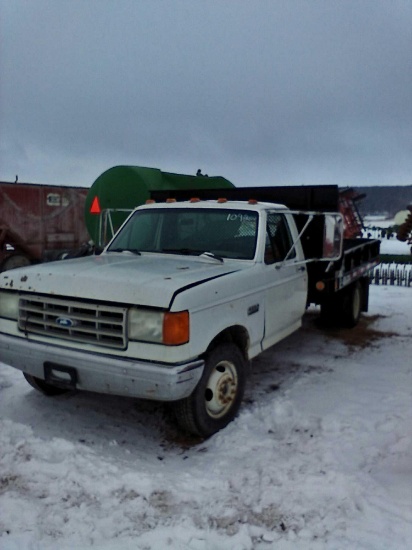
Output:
top-left (173, 343), bottom-right (246, 438)
top-left (23, 373), bottom-right (69, 396)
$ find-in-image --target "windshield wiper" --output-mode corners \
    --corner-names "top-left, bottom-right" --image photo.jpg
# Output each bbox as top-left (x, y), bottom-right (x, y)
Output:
top-left (107, 248), bottom-right (141, 255)
top-left (162, 248), bottom-right (224, 262)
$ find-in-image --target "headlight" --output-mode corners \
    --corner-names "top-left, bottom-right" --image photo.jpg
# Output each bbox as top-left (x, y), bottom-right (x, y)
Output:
top-left (0, 291), bottom-right (19, 320)
top-left (128, 308), bottom-right (163, 343)
top-left (128, 308), bottom-right (189, 345)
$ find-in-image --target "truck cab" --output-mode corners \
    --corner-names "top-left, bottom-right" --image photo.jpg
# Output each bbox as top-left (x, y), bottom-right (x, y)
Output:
top-left (105, 199), bottom-right (309, 354)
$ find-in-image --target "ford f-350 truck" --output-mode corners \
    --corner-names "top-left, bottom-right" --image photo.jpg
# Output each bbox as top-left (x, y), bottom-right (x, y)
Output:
top-left (0, 194), bottom-right (380, 437)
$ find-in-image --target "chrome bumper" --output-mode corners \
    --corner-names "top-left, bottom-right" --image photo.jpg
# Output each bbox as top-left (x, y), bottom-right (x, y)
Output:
top-left (0, 333), bottom-right (204, 401)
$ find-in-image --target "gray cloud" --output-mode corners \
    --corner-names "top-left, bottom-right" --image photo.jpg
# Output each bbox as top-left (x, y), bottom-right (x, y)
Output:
top-left (1, 0), bottom-right (411, 187)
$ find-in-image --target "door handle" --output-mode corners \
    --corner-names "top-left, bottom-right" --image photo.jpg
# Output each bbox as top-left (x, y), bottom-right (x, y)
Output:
top-left (297, 266), bottom-right (306, 272)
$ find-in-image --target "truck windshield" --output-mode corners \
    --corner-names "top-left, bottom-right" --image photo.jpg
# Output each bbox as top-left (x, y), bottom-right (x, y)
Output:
top-left (107, 208), bottom-right (258, 260)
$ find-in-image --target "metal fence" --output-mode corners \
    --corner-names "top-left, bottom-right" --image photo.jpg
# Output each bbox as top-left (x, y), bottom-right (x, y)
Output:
top-left (370, 263), bottom-right (412, 287)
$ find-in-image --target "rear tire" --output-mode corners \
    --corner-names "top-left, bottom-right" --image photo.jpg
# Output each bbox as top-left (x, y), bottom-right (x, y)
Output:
top-left (173, 343), bottom-right (246, 438)
top-left (340, 281), bottom-right (362, 328)
top-left (23, 373), bottom-right (69, 396)
top-left (320, 281), bottom-right (362, 328)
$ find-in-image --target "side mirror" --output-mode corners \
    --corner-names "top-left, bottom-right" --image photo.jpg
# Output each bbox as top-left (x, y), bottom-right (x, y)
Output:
top-left (288, 211), bottom-right (344, 263)
top-left (322, 214), bottom-right (343, 260)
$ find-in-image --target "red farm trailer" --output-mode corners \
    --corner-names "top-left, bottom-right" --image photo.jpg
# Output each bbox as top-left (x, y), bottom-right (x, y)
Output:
top-left (0, 182), bottom-right (89, 272)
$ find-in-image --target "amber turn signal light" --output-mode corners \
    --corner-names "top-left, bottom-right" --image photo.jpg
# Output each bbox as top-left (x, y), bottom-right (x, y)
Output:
top-left (163, 311), bottom-right (190, 345)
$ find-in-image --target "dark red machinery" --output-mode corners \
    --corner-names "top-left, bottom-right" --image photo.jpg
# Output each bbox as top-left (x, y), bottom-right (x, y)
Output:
top-left (338, 188), bottom-right (365, 239)
top-left (0, 182), bottom-right (89, 271)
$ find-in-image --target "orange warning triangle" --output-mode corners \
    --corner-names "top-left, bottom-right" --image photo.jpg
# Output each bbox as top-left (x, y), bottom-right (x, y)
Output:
top-left (90, 196), bottom-right (101, 214)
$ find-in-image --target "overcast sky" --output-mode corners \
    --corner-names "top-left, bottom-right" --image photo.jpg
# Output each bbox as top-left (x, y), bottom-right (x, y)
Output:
top-left (1, 0), bottom-right (411, 188)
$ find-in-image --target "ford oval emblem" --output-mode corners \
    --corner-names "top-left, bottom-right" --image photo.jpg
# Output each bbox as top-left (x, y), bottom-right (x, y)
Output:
top-left (56, 317), bottom-right (77, 328)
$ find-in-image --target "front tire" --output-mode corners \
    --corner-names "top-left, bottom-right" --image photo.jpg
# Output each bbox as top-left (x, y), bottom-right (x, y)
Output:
top-left (173, 343), bottom-right (246, 438)
top-left (23, 373), bottom-right (69, 396)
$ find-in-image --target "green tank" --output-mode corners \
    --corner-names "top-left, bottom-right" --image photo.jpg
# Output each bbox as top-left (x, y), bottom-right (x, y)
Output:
top-left (85, 166), bottom-right (234, 245)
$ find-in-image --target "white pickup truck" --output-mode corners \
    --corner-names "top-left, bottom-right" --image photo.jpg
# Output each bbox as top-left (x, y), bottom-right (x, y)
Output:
top-left (0, 196), bottom-right (379, 437)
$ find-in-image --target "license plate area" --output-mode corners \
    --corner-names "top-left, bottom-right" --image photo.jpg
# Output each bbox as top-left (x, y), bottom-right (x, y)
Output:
top-left (44, 362), bottom-right (78, 390)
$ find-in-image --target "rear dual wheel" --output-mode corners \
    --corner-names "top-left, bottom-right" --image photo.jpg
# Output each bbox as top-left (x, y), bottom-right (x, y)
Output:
top-left (320, 281), bottom-right (362, 328)
top-left (341, 281), bottom-right (362, 328)
top-left (173, 343), bottom-right (246, 438)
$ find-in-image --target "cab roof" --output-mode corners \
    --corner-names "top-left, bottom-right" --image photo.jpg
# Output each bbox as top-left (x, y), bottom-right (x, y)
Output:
top-left (137, 199), bottom-right (288, 212)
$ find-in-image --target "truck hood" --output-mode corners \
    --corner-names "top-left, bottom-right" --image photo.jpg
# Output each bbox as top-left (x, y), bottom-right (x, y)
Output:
top-left (0, 253), bottom-right (246, 309)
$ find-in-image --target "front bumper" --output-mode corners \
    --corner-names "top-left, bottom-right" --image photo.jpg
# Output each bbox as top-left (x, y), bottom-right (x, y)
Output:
top-left (0, 333), bottom-right (204, 401)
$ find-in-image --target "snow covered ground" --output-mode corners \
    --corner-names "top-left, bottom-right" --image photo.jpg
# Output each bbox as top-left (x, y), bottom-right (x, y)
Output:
top-left (379, 238), bottom-right (411, 256)
top-left (362, 217), bottom-right (411, 256)
top-left (1, 285), bottom-right (411, 550)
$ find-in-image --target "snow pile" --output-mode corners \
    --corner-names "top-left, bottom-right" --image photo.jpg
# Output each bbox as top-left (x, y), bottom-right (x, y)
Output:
top-left (1, 286), bottom-right (411, 549)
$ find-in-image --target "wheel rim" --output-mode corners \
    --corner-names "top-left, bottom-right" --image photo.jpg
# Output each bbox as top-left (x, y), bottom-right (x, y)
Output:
top-left (204, 360), bottom-right (239, 419)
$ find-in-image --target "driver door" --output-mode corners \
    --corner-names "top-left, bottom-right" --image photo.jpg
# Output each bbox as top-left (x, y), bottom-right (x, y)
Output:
top-left (262, 212), bottom-right (307, 350)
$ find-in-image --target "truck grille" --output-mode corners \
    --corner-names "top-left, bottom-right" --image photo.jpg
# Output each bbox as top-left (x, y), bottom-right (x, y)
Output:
top-left (18, 295), bottom-right (128, 349)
